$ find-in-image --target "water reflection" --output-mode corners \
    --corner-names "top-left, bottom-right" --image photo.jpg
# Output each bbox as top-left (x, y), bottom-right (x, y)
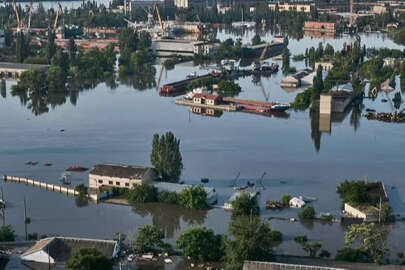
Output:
top-left (11, 74), bottom-right (117, 116)
top-left (190, 106), bottom-right (223, 118)
top-left (119, 67), bottom-right (156, 90)
top-left (131, 203), bottom-right (207, 238)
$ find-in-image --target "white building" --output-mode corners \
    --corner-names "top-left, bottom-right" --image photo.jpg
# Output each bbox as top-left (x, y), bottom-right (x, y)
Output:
top-left (21, 237), bottom-right (119, 264)
top-left (174, 0), bottom-right (189, 8)
top-left (289, 197), bottom-right (306, 208)
top-left (89, 164), bottom-right (157, 189)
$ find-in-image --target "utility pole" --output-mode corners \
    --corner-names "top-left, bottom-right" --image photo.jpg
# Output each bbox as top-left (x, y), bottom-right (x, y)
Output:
top-left (24, 196), bottom-right (27, 240)
top-left (378, 196), bottom-right (382, 224)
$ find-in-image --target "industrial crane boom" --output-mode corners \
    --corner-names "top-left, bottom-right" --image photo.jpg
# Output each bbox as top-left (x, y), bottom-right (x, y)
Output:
top-left (53, 3), bottom-right (63, 30)
top-left (12, 0), bottom-right (22, 29)
top-left (154, 4), bottom-right (164, 32)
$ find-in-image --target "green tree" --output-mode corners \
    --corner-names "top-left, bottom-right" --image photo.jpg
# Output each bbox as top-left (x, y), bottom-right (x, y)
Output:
top-left (150, 132), bottom-right (183, 182)
top-left (46, 29), bottom-right (57, 63)
top-left (179, 186), bottom-right (208, 210)
top-left (177, 227), bottom-right (224, 262)
top-left (337, 180), bottom-right (369, 205)
top-left (11, 69), bottom-right (46, 94)
top-left (281, 194), bottom-right (291, 205)
top-left (0, 226), bottom-right (14, 242)
top-left (299, 206), bottom-right (315, 220)
top-left (126, 183), bottom-right (157, 204)
top-left (282, 48), bottom-right (291, 73)
top-left (68, 37), bottom-right (78, 64)
top-left (225, 217), bottom-right (273, 270)
top-left (231, 193), bottom-right (260, 217)
top-left (345, 223), bottom-right (389, 264)
top-left (311, 65), bottom-right (324, 101)
top-left (47, 66), bottom-right (65, 92)
top-left (217, 80), bottom-right (242, 97)
top-left (335, 247), bottom-right (370, 262)
top-left (135, 225), bottom-right (165, 253)
top-left (66, 248), bottom-right (113, 270)
top-left (16, 32), bottom-right (30, 63)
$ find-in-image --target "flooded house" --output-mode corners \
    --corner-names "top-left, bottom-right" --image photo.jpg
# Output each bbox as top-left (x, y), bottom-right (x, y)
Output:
top-left (21, 237), bottom-right (119, 264)
top-left (89, 164), bottom-right (157, 189)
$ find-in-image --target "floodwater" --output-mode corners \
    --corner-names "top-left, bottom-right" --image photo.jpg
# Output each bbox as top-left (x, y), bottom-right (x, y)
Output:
top-left (1, 31), bottom-right (405, 269)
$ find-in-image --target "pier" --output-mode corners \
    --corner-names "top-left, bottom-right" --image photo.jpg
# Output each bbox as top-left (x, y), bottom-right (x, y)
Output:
top-left (3, 176), bottom-right (79, 196)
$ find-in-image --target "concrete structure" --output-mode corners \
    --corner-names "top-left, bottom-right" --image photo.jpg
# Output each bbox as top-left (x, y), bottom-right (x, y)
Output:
top-left (289, 197), bottom-right (306, 208)
top-left (320, 85), bottom-right (353, 114)
top-left (373, 5), bottom-right (388, 14)
top-left (315, 61), bottom-right (334, 72)
top-left (268, 3), bottom-right (313, 13)
top-left (344, 203), bottom-right (377, 221)
top-left (21, 237), bottom-right (119, 264)
top-left (89, 164), bottom-right (157, 189)
top-left (152, 39), bottom-right (214, 56)
top-left (123, 0), bottom-right (165, 14)
top-left (243, 261), bottom-right (347, 270)
top-left (152, 181), bottom-right (218, 204)
top-left (304, 21), bottom-right (337, 33)
top-left (0, 62), bottom-right (50, 80)
top-left (281, 69), bottom-right (313, 88)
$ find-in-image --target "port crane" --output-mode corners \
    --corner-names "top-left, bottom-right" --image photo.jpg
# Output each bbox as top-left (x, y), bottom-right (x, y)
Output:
top-left (255, 172), bottom-right (266, 190)
top-left (53, 3), bottom-right (63, 31)
top-left (231, 172), bottom-right (241, 187)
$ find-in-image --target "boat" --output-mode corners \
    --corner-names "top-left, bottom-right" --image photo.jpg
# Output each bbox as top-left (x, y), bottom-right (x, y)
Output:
top-left (66, 166), bottom-right (88, 172)
top-left (271, 103), bottom-right (290, 112)
top-left (201, 178), bottom-right (209, 183)
top-left (233, 185), bottom-right (248, 191)
top-left (60, 172), bottom-right (71, 185)
top-left (261, 62), bottom-right (279, 73)
top-left (186, 71), bottom-right (197, 79)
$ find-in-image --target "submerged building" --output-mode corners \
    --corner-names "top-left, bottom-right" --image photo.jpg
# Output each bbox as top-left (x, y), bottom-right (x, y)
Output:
top-left (89, 164), bottom-right (157, 189)
top-left (21, 237), bottom-right (119, 264)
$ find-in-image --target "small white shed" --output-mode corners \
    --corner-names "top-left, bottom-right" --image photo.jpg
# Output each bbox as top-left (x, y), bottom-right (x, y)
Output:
top-left (289, 197), bottom-right (306, 208)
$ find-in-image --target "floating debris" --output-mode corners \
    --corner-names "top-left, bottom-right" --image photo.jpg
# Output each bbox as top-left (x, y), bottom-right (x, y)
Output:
top-left (366, 108), bottom-right (376, 112)
top-left (44, 163), bottom-right (52, 167)
top-left (201, 178), bottom-right (209, 183)
top-left (25, 161), bottom-right (38, 166)
top-left (365, 112), bottom-right (405, 123)
top-left (266, 200), bottom-right (286, 209)
top-left (66, 166), bottom-right (88, 172)
top-left (60, 129), bottom-right (65, 132)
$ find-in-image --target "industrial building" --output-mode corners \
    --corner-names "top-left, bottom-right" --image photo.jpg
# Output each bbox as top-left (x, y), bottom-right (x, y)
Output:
top-left (303, 21), bottom-right (337, 33)
top-left (89, 164), bottom-right (157, 189)
top-left (268, 2), bottom-right (314, 13)
top-left (152, 39), bottom-right (215, 56)
top-left (21, 237), bottom-right (119, 264)
top-left (243, 261), bottom-right (347, 270)
top-left (0, 62), bottom-right (50, 80)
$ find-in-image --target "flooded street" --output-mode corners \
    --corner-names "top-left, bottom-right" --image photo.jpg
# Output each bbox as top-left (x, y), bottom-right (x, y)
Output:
top-left (1, 30), bottom-right (405, 267)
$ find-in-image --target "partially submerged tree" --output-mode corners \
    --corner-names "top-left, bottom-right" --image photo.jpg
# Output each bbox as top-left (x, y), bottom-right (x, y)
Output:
top-left (345, 222), bottom-right (389, 264)
top-left (150, 132), bottom-right (183, 182)
top-left (67, 248), bottom-right (113, 270)
top-left (231, 193), bottom-right (260, 218)
top-left (177, 227), bottom-right (224, 262)
top-left (135, 225), bottom-right (165, 253)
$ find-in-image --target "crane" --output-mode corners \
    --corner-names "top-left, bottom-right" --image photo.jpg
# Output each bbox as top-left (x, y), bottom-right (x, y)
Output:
top-left (12, 0), bottom-right (23, 31)
top-left (231, 172), bottom-right (240, 187)
top-left (154, 4), bottom-right (164, 32)
top-left (53, 3), bottom-right (63, 31)
top-left (256, 172), bottom-right (266, 190)
top-left (26, 0), bottom-right (34, 32)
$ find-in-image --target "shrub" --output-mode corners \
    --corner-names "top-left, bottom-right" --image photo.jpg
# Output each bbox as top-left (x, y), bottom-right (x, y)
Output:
top-left (281, 194), bottom-right (291, 205)
top-left (299, 206), bottom-right (315, 220)
top-left (126, 183), bottom-right (158, 204)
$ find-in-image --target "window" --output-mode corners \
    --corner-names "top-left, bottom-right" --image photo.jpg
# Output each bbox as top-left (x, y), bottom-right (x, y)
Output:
top-left (125, 183), bottom-right (129, 187)
top-left (109, 181), bottom-right (113, 185)
top-left (98, 180), bottom-right (103, 184)
top-left (116, 182), bottom-right (120, 186)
